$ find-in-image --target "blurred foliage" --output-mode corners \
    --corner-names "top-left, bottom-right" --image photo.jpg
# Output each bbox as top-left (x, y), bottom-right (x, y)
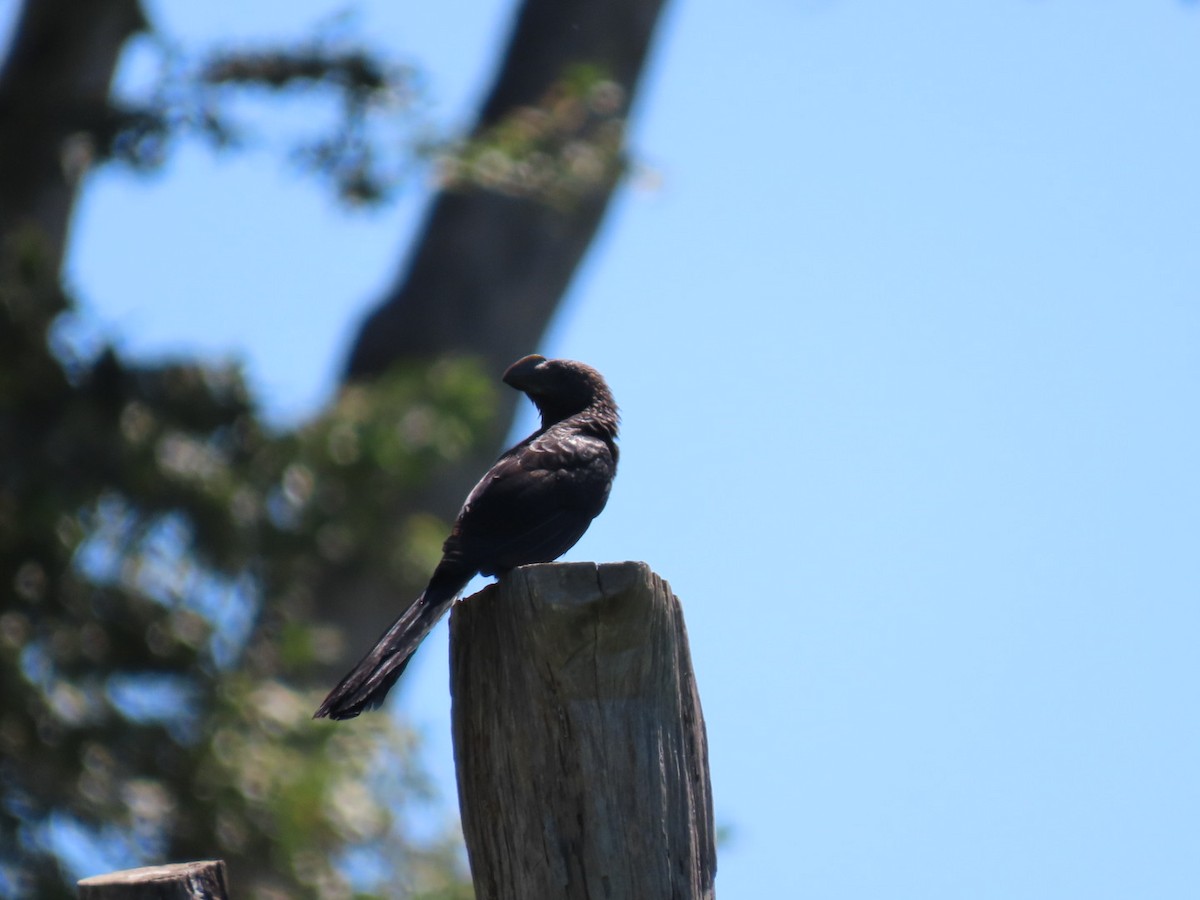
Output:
top-left (437, 65), bottom-right (629, 209)
top-left (0, 229), bottom-right (485, 899)
top-left (101, 16), bottom-right (429, 206)
top-left (99, 27), bottom-right (632, 209)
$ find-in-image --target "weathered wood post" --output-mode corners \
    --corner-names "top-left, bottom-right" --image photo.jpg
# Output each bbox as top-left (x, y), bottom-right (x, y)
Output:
top-left (77, 861), bottom-right (229, 900)
top-left (450, 561), bottom-right (716, 899)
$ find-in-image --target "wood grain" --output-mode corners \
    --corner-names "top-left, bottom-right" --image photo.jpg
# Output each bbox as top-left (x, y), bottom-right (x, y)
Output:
top-left (450, 561), bottom-right (716, 899)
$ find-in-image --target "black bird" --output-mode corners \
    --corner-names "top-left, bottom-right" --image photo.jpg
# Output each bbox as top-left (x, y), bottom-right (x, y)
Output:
top-left (314, 354), bottom-right (619, 720)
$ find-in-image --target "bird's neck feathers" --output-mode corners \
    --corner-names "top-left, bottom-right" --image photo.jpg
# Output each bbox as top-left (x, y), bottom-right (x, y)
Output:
top-left (536, 388), bottom-right (619, 442)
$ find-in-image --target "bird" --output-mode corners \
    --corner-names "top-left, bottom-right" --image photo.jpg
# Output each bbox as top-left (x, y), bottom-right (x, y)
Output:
top-left (314, 354), bottom-right (619, 720)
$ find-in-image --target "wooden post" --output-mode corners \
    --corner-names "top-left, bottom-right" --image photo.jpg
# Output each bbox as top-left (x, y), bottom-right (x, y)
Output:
top-left (78, 861), bottom-right (229, 900)
top-left (450, 561), bottom-right (716, 899)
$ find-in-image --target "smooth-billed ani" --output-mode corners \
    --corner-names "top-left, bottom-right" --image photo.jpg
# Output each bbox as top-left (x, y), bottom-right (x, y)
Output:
top-left (314, 354), bottom-right (619, 720)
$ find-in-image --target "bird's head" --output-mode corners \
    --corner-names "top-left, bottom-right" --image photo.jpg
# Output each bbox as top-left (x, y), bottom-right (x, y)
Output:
top-left (503, 355), bottom-right (617, 429)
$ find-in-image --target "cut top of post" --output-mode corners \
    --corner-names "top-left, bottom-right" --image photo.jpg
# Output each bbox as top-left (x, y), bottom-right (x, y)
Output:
top-left (77, 860), bottom-right (229, 900)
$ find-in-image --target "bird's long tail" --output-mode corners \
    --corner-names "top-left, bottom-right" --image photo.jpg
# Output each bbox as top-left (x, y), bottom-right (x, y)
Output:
top-left (314, 561), bottom-right (472, 720)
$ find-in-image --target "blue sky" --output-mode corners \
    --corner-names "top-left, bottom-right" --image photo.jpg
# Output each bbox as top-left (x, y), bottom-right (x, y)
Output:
top-left (36, 0), bottom-right (1200, 896)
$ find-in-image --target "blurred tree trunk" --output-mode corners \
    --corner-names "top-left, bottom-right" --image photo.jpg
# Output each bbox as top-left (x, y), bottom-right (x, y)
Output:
top-left (345, 0), bottom-right (667, 387)
top-left (0, 0), bottom-right (148, 271)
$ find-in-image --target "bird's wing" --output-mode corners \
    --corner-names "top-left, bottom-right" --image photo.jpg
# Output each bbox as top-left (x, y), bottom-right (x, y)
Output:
top-left (446, 429), bottom-right (615, 572)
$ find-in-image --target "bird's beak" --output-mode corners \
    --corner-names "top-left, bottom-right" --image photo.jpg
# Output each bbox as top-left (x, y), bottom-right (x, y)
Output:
top-left (503, 354), bottom-right (547, 391)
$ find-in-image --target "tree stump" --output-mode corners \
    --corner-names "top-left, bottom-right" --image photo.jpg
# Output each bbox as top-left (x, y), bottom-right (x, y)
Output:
top-left (77, 861), bottom-right (229, 900)
top-left (450, 561), bottom-right (716, 899)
